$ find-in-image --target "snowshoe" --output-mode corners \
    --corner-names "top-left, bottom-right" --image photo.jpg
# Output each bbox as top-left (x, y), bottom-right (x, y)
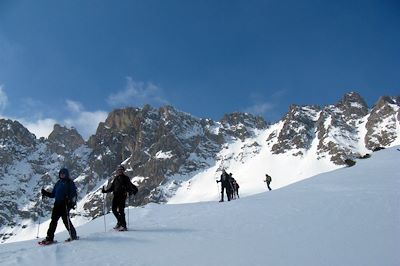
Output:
top-left (113, 224), bottom-right (121, 229)
top-left (65, 236), bottom-right (79, 242)
top-left (115, 226), bottom-right (128, 231)
top-left (38, 239), bottom-right (57, 246)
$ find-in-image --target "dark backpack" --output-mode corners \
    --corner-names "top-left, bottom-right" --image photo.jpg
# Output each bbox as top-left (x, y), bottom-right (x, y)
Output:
top-left (65, 179), bottom-right (77, 209)
top-left (113, 175), bottom-right (127, 194)
top-left (113, 174), bottom-right (138, 195)
top-left (130, 183), bottom-right (138, 195)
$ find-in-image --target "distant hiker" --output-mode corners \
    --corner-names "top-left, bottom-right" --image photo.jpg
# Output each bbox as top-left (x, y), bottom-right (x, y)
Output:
top-left (102, 165), bottom-right (138, 231)
top-left (232, 178), bottom-right (240, 199)
top-left (264, 174), bottom-right (272, 191)
top-left (40, 168), bottom-right (78, 244)
top-left (216, 169), bottom-right (232, 202)
top-left (228, 173), bottom-right (235, 199)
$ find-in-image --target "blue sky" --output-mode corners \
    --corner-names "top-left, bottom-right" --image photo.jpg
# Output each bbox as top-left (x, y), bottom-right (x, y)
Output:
top-left (0, 0), bottom-right (399, 139)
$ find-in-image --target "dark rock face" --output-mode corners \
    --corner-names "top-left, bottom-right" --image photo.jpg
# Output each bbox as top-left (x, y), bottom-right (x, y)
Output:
top-left (334, 92), bottom-right (369, 123)
top-left (269, 92), bottom-right (398, 164)
top-left (220, 112), bottom-right (268, 141)
top-left (272, 105), bottom-right (320, 155)
top-left (365, 96), bottom-right (400, 150)
top-left (81, 106), bottom-right (268, 218)
top-left (315, 92), bottom-right (369, 164)
top-left (47, 124), bottom-right (85, 154)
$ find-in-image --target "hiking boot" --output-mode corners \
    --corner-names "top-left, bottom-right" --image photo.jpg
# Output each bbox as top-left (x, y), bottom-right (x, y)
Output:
top-left (116, 226), bottom-right (127, 231)
top-left (39, 237), bottom-right (55, 245)
top-left (113, 224), bottom-right (120, 229)
top-left (65, 236), bottom-right (79, 242)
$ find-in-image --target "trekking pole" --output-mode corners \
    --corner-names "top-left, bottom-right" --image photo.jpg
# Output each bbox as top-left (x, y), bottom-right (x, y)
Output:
top-left (103, 192), bottom-right (107, 232)
top-left (127, 194), bottom-right (130, 229)
top-left (126, 193), bottom-right (130, 228)
top-left (36, 195), bottom-right (43, 239)
top-left (132, 194), bottom-right (135, 228)
top-left (65, 202), bottom-right (73, 240)
top-left (215, 177), bottom-right (220, 200)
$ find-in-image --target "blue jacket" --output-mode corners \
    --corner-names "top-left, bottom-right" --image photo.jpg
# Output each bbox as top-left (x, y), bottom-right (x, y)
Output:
top-left (48, 178), bottom-right (77, 203)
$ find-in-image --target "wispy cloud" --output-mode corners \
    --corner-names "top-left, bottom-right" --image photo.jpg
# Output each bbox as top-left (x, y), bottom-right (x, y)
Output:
top-left (245, 102), bottom-right (274, 116)
top-left (19, 118), bottom-right (58, 139)
top-left (63, 99), bottom-right (108, 139)
top-left (0, 89), bottom-right (55, 138)
top-left (3, 93), bottom-right (107, 140)
top-left (107, 77), bottom-right (168, 108)
top-left (0, 34), bottom-right (24, 77)
top-left (66, 100), bottom-right (84, 113)
top-left (0, 85), bottom-right (8, 113)
top-left (244, 90), bottom-right (287, 121)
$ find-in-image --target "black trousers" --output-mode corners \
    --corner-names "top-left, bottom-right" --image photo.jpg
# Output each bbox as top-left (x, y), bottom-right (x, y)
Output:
top-left (221, 185), bottom-right (232, 201)
top-left (112, 194), bottom-right (127, 228)
top-left (47, 201), bottom-right (76, 240)
top-left (266, 181), bottom-right (272, 191)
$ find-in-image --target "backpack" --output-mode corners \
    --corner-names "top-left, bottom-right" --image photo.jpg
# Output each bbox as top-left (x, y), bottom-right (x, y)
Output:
top-left (130, 183), bottom-right (138, 195)
top-left (65, 179), bottom-right (77, 209)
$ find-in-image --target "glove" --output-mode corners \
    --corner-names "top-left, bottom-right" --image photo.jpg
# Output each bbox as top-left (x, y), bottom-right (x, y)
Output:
top-left (101, 186), bottom-right (106, 193)
top-left (41, 188), bottom-right (50, 197)
top-left (67, 199), bottom-right (76, 210)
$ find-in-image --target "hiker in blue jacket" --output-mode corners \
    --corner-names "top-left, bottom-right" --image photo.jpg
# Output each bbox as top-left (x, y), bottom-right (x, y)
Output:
top-left (40, 168), bottom-right (78, 244)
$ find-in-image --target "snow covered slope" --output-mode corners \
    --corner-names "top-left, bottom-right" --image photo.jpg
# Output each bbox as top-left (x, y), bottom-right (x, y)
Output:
top-left (1, 146), bottom-right (398, 266)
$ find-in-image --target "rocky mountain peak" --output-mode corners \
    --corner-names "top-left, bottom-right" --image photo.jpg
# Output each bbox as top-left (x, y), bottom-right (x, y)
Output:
top-left (374, 95), bottom-right (400, 109)
top-left (365, 95), bottom-right (400, 150)
top-left (271, 104), bottom-right (321, 155)
top-left (219, 112), bottom-right (268, 141)
top-left (47, 124), bottom-right (85, 153)
top-left (103, 107), bottom-right (143, 130)
top-left (335, 91), bottom-right (369, 121)
top-left (0, 119), bottom-right (36, 147)
top-left (220, 112), bottom-right (267, 129)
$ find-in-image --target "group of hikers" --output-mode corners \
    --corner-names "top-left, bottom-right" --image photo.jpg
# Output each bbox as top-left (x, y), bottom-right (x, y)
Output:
top-left (39, 165), bottom-right (272, 244)
top-left (39, 165), bottom-right (137, 245)
top-left (216, 170), bottom-right (240, 202)
top-left (216, 170), bottom-right (272, 202)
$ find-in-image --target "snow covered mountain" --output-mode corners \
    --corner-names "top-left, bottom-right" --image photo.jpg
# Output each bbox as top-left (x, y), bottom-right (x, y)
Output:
top-left (0, 92), bottom-right (399, 243)
top-left (1, 145), bottom-right (399, 266)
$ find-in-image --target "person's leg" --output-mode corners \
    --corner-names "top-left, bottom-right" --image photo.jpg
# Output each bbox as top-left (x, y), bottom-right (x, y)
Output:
top-left (226, 187), bottom-right (232, 201)
top-left (46, 204), bottom-right (62, 241)
top-left (112, 197), bottom-right (120, 227)
top-left (61, 207), bottom-right (77, 239)
top-left (117, 195), bottom-right (127, 228)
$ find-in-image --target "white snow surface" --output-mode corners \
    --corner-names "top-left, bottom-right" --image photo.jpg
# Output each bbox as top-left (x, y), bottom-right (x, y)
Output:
top-left (0, 146), bottom-right (399, 266)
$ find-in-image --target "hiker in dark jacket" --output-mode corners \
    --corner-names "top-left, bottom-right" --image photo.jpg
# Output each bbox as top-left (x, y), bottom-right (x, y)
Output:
top-left (40, 168), bottom-right (78, 244)
top-left (264, 174), bottom-right (272, 191)
top-left (216, 169), bottom-right (232, 202)
top-left (102, 165), bottom-right (138, 231)
top-left (231, 178), bottom-right (240, 199)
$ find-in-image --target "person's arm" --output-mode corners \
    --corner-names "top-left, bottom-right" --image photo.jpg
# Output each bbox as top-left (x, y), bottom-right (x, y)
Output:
top-left (126, 176), bottom-right (138, 195)
top-left (102, 180), bottom-right (114, 193)
top-left (46, 183), bottom-right (57, 198)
